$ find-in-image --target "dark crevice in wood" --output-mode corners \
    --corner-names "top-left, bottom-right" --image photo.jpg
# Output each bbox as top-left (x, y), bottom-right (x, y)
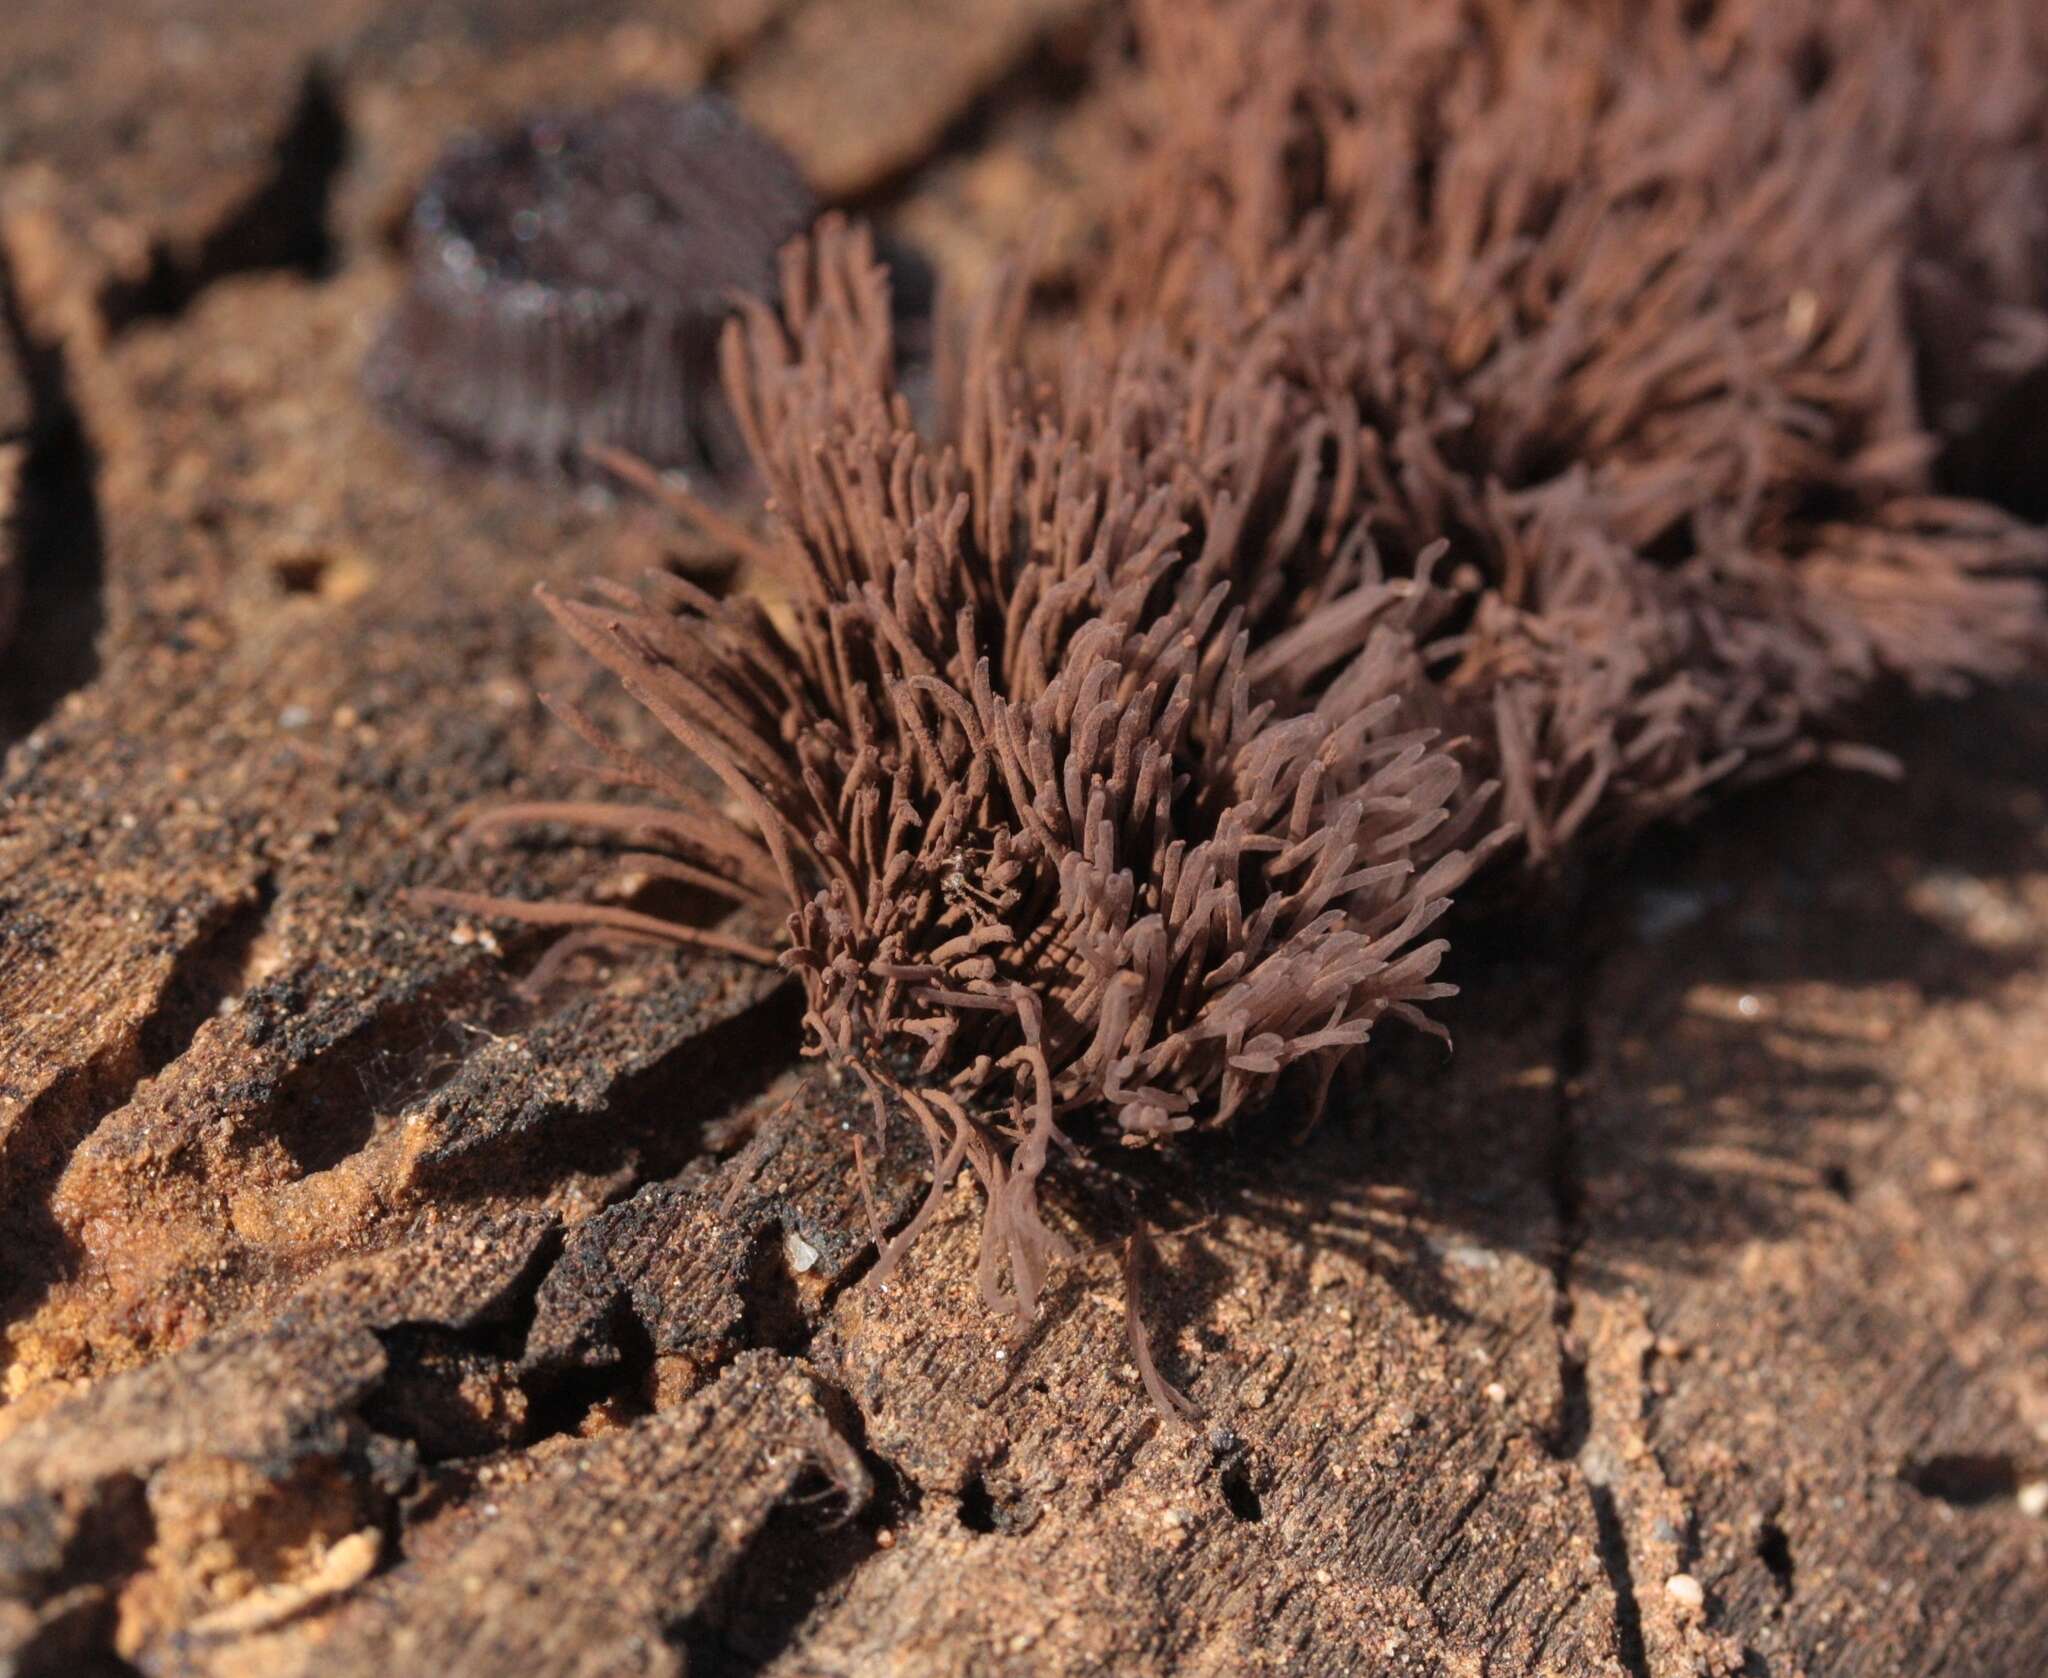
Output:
top-left (1543, 945), bottom-right (1598, 1464)
top-left (957, 1471), bottom-right (1001, 1534)
top-left (1756, 1519), bottom-right (1795, 1598)
top-left (363, 1222), bottom-right (566, 1460)
top-left (271, 552), bottom-right (335, 596)
top-left (48, 1474), bottom-right (156, 1609)
top-left (737, 1222), bottom-right (818, 1357)
top-left (9, 1593), bottom-right (148, 1678)
top-left (664, 1489), bottom-right (876, 1674)
top-left (1539, 921), bottom-right (1655, 1678)
top-left (418, 975), bottom-right (802, 1199)
top-left (364, 1327), bottom-right (536, 1458)
top-left (1588, 1483), bottom-right (1652, 1678)
top-left (1218, 1456), bottom-right (1264, 1524)
top-left (138, 875), bottom-right (280, 1071)
top-left (98, 66), bottom-right (350, 333)
top-left (336, 1431), bottom-right (424, 1605)
top-left (830, 2), bottom-right (1109, 218)
top-left (1900, 1453), bottom-right (2026, 1510)
top-left (523, 1296), bottom-right (659, 1444)
top-left (0, 244), bottom-right (105, 752)
top-left (3, 1472), bottom-right (155, 1677)
top-left (553, 975), bottom-right (801, 1185)
top-left (265, 976), bottom-right (485, 1175)
top-left (664, 1363), bottom-right (904, 1674)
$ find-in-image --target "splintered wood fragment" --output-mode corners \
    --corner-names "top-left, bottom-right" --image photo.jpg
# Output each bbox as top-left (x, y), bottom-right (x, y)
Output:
top-left (182, 1354), bottom-right (869, 1678)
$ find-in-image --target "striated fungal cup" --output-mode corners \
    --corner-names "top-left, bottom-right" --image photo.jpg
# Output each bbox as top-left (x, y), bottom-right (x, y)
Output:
top-left (368, 91), bottom-right (816, 480)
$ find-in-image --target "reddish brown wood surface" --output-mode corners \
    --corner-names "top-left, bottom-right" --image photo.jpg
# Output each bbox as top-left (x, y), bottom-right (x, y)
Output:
top-left (1, 4), bottom-right (2044, 1675)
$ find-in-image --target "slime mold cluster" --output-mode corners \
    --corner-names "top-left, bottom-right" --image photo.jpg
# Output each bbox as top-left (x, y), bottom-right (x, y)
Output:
top-left (422, 0), bottom-right (2048, 1319)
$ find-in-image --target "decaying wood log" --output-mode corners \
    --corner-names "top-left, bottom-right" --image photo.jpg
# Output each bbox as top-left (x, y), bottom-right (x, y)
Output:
top-left (1, 4), bottom-right (2044, 1676)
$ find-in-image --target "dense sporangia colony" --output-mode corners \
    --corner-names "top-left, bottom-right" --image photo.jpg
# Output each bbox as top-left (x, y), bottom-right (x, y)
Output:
top-left (1611, 0), bottom-right (2048, 482)
top-left (1093, 0), bottom-right (2048, 862)
top-left (430, 222), bottom-right (1510, 1317)
top-left (426, 0), bottom-right (2048, 1320)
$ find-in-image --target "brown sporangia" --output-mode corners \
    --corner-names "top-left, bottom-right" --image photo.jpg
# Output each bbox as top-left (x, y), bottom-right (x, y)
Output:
top-left (423, 220), bottom-right (1509, 1320)
top-left (1616, 0), bottom-right (2048, 478)
top-left (367, 91), bottom-right (816, 480)
top-left (422, 1), bottom-right (2048, 1324)
top-left (1095, 0), bottom-right (2048, 861)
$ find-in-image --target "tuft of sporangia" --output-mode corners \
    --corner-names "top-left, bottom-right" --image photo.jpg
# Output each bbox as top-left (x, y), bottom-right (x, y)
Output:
top-left (422, 1), bottom-right (2048, 1330)
top-left (423, 219), bottom-right (1509, 1321)
top-left (1094, 0), bottom-right (2048, 863)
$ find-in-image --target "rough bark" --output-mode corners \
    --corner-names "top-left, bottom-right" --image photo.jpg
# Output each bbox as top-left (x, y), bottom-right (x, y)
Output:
top-left (1, 4), bottom-right (2043, 1676)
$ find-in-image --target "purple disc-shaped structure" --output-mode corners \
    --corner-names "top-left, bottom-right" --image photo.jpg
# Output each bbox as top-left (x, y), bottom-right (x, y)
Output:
top-left (368, 91), bottom-right (816, 481)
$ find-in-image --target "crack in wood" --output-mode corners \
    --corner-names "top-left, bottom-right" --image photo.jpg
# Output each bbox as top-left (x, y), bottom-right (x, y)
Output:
top-left (665, 1360), bottom-right (913, 1671)
top-left (0, 241), bottom-right (104, 751)
top-left (1587, 1482), bottom-right (1652, 1678)
top-left (0, 1210), bottom-right (558, 1670)
top-left (1541, 929), bottom-right (1654, 1678)
top-left (824, 0), bottom-right (1107, 215)
top-left (407, 966), bottom-right (800, 1196)
top-left (1542, 948), bottom-right (1596, 1465)
top-left (97, 66), bottom-right (350, 333)
top-left (262, 968), bottom-right (487, 1175)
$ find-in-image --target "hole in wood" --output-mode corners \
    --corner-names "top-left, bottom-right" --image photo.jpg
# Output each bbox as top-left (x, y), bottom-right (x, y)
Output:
top-left (1756, 1520), bottom-right (1795, 1596)
top-left (1901, 1453), bottom-right (2021, 1509)
top-left (272, 553), bottom-right (330, 595)
top-left (957, 1473), bottom-right (1000, 1535)
top-left (1219, 1459), bottom-right (1263, 1523)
